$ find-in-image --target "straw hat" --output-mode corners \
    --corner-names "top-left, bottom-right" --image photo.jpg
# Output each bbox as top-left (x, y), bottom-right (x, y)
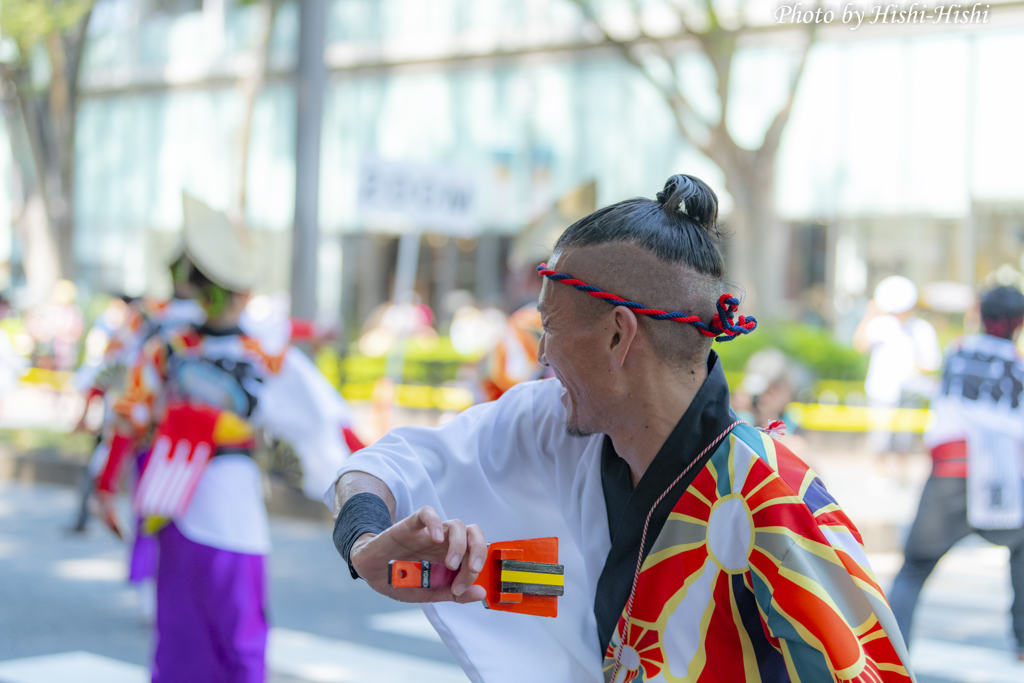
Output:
top-left (182, 193), bottom-right (256, 292)
top-left (874, 276), bottom-right (917, 314)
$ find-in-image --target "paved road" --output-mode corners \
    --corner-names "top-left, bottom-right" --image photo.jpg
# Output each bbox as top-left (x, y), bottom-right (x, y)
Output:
top-left (1, 480), bottom-right (1022, 682)
top-left (0, 481), bottom-right (467, 683)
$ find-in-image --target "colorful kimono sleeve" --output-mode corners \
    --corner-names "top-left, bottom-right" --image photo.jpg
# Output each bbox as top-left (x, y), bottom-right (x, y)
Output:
top-left (97, 337), bottom-right (170, 493)
top-left (112, 335), bottom-right (169, 436)
top-left (747, 440), bottom-right (915, 682)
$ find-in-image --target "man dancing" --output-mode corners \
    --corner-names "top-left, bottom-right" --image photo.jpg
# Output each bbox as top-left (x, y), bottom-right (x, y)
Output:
top-left (889, 284), bottom-right (1024, 660)
top-left (331, 175), bottom-right (914, 682)
top-left (99, 195), bottom-right (355, 682)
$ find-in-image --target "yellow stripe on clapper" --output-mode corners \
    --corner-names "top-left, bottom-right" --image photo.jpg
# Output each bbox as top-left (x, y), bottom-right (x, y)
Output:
top-left (500, 570), bottom-right (565, 587)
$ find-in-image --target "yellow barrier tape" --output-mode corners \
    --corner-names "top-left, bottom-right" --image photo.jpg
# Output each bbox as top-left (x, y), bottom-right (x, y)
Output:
top-left (787, 403), bottom-right (934, 433)
top-left (21, 368), bottom-right (71, 388)
top-left (340, 383), bottom-right (475, 412)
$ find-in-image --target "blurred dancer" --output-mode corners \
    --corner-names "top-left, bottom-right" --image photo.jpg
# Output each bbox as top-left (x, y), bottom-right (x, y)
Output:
top-left (854, 276), bottom-right (941, 455)
top-left (25, 280), bottom-right (83, 372)
top-left (70, 257), bottom-right (202, 537)
top-left (477, 243), bottom-right (553, 402)
top-left (97, 195), bottom-right (354, 683)
top-left (479, 304), bottom-right (545, 402)
top-left (68, 296), bottom-right (143, 535)
top-left (889, 285), bottom-right (1024, 659)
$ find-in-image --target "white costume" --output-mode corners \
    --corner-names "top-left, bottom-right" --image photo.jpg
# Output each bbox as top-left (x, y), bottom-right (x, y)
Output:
top-left (332, 378), bottom-right (609, 682)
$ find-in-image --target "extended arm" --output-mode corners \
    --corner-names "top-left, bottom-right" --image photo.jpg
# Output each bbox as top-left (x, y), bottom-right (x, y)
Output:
top-left (332, 469), bottom-right (487, 604)
top-left (255, 347), bottom-right (355, 500)
top-left (328, 380), bottom-right (579, 608)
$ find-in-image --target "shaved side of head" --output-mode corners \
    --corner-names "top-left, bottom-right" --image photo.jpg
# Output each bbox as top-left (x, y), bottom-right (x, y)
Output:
top-left (554, 243), bottom-right (720, 368)
top-left (547, 174), bottom-right (728, 370)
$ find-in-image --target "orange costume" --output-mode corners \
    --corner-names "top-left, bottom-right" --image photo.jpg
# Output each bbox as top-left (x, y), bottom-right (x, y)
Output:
top-left (480, 304), bottom-right (546, 402)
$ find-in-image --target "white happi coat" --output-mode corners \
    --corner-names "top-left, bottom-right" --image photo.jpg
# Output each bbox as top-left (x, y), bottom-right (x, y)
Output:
top-left (331, 378), bottom-right (610, 683)
top-left (123, 324), bottom-right (355, 555)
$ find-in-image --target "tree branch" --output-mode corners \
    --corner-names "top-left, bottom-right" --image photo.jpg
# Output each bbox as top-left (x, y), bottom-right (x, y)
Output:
top-left (570, 0), bottom-right (711, 150)
top-left (237, 0), bottom-right (279, 215)
top-left (757, 22), bottom-right (815, 166)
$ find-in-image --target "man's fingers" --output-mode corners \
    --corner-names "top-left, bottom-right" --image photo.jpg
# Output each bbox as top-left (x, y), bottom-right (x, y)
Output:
top-left (453, 584), bottom-right (487, 604)
top-left (412, 506), bottom-right (445, 543)
top-left (402, 506), bottom-right (444, 544)
top-left (444, 520), bottom-right (467, 572)
top-left (465, 524), bottom-right (487, 573)
top-left (451, 523), bottom-right (486, 598)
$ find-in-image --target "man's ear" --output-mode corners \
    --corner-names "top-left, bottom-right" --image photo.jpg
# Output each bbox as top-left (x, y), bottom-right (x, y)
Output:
top-left (609, 306), bottom-right (639, 369)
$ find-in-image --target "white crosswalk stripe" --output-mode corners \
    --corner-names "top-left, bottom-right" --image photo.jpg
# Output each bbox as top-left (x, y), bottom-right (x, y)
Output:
top-left (0, 651), bottom-right (147, 683)
top-left (0, 627), bottom-right (470, 683)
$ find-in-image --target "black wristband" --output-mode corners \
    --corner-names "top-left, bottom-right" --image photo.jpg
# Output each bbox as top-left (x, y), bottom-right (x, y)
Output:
top-left (333, 492), bottom-right (393, 580)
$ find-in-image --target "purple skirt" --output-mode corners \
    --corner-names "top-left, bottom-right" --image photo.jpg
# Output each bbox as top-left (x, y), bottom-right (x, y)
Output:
top-left (129, 450), bottom-right (157, 584)
top-left (153, 523), bottom-right (268, 683)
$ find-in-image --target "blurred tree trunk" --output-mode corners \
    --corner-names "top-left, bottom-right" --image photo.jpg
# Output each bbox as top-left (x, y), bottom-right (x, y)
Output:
top-left (236, 0), bottom-right (279, 217)
top-left (572, 0), bottom-right (815, 318)
top-left (0, 3), bottom-right (93, 295)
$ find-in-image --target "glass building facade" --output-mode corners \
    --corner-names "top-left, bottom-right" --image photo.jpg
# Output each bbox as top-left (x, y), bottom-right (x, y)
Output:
top-left (1, 0), bottom-right (1022, 325)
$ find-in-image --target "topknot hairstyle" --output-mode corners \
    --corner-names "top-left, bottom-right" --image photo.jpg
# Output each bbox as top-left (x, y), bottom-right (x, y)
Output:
top-left (655, 174), bottom-right (722, 240)
top-left (554, 174), bottom-right (725, 280)
top-left (549, 174), bottom-right (729, 367)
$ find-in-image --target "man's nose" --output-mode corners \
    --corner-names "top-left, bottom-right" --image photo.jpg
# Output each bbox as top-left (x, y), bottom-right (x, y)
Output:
top-left (537, 333), bottom-right (549, 368)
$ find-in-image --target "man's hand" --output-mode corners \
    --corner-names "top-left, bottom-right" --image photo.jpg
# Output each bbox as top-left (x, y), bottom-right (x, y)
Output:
top-left (351, 505), bottom-right (487, 604)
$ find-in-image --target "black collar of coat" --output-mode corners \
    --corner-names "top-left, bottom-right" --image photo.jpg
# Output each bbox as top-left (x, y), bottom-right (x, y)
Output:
top-left (594, 350), bottom-right (737, 652)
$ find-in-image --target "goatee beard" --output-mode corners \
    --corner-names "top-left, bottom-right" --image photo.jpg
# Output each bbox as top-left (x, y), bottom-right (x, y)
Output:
top-left (565, 423), bottom-right (594, 439)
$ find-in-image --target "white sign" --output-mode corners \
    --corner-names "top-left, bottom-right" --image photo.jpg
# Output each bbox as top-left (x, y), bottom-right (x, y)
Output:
top-left (358, 157), bottom-right (478, 235)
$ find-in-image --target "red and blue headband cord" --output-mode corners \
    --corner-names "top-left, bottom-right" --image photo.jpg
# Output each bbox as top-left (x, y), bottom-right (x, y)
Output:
top-left (537, 263), bottom-right (757, 342)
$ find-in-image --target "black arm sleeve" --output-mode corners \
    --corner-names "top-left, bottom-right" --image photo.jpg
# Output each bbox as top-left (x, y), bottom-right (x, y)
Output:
top-left (332, 492), bottom-right (393, 580)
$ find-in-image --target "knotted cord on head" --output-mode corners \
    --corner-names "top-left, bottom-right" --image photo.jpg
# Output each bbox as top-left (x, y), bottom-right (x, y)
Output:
top-left (537, 263), bottom-right (757, 342)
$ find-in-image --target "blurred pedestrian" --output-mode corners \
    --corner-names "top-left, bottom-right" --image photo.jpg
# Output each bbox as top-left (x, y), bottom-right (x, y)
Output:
top-left (95, 195), bottom-right (356, 683)
top-left (68, 295), bottom-right (139, 535)
top-left (25, 279), bottom-right (84, 372)
top-left (732, 348), bottom-right (806, 431)
top-left (477, 304), bottom-right (545, 403)
top-left (0, 295), bottom-right (28, 415)
top-left (854, 276), bottom-right (941, 457)
top-left (888, 285), bottom-right (1024, 660)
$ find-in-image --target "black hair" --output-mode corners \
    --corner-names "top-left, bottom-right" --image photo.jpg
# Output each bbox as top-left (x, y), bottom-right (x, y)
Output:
top-left (553, 174), bottom-right (725, 279)
top-left (551, 175), bottom-right (726, 367)
top-left (188, 262), bottom-right (215, 291)
top-left (981, 285), bottom-right (1024, 322)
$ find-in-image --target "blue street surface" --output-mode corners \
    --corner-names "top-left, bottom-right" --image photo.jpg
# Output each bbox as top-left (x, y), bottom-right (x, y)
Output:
top-left (0, 479), bottom-right (1021, 682)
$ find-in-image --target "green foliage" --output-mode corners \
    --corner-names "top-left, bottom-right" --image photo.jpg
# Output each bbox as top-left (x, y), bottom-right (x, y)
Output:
top-left (0, 0), bottom-right (94, 61)
top-left (315, 336), bottom-right (481, 388)
top-left (0, 428), bottom-right (96, 461)
top-left (715, 323), bottom-right (868, 381)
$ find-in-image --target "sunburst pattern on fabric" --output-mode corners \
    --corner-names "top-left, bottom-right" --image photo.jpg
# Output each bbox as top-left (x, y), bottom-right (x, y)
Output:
top-left (602, 425), bottom-right (915, 683)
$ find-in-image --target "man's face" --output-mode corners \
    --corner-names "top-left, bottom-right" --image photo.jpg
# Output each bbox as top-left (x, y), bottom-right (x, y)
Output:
top-left (536, 251), bottom-right (612, 437)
